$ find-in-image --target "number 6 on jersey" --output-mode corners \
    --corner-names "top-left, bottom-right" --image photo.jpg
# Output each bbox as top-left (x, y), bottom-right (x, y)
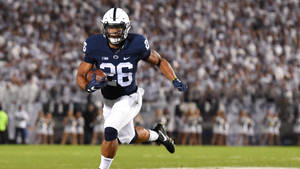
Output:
top-left (100, 62), bottom-right (133, 87)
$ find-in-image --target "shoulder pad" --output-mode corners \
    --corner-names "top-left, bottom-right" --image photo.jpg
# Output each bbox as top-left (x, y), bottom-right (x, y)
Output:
top-left (127, 33), bottom-right (150, 52)
top-left (83, 34), bottom-right (106, 54)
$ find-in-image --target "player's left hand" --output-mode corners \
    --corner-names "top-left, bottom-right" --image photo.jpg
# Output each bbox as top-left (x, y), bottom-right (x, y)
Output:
top-left (172, 78), bottom-right (187, 92)
top-left (85, 74), bottom-right (107, 93)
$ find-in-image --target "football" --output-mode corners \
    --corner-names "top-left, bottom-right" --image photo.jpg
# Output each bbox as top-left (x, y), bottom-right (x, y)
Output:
top-left (86, 69), bottom-right (106, 82)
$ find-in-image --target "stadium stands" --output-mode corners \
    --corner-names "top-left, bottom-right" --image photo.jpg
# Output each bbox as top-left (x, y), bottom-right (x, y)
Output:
top-left (0, 0), bottom-right (299, 145)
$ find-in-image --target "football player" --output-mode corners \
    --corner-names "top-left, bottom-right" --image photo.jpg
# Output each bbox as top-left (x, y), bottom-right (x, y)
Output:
top-left (76, 8), bottom-right (187, 169)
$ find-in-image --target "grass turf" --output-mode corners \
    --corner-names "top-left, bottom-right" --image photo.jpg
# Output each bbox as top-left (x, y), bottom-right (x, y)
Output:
top-left (0, 145), bottom-right (299, 169)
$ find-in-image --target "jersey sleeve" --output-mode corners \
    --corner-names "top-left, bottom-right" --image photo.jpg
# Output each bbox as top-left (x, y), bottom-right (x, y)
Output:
top-left (137, 35), bottom-right (151, 61)
top-left (82, 40), bottom-right (96, 65)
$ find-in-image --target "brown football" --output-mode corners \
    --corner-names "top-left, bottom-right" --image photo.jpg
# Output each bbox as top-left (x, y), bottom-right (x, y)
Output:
top-left (86, 69), bottom-right (106, 82)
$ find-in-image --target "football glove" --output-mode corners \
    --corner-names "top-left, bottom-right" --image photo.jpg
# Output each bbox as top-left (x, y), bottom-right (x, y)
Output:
top-left (172, 78), bottom-right (187, 92)
top-left (85, 74), bottom-right (107, 93)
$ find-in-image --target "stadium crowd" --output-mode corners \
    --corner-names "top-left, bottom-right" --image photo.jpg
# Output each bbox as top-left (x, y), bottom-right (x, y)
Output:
top-left (0, 0), bottom-right (300, 145)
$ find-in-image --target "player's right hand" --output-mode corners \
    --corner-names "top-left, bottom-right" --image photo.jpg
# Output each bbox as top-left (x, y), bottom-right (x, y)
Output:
top-left (85, 74), bottom-right (107, 93)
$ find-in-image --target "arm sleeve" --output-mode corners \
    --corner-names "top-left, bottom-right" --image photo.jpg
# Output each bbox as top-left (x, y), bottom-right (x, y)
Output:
top-left (138, 35), bottom-right (151, 61)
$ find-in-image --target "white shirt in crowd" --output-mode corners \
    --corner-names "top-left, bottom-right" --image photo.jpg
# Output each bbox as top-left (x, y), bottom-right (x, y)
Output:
top-left (14, 109), bottom-right (29, 129)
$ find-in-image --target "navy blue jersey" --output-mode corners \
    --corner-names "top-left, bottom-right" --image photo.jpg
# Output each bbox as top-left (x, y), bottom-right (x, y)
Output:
top-left (83, 33), bottom-right (151, 100)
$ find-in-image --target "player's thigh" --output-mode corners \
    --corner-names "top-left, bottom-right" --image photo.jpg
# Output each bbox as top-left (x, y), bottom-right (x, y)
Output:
top-left (118, 120), bottom-right (135, 144)
top-left (102, 103), bottom-right (112, 120)
top-left (104, 95), bottom-right (142, 131)
top-left (103, 97), bottom-right (131, 130)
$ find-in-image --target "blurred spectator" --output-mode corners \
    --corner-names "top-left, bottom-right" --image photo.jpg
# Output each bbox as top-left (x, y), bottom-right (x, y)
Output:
top-left (34, 111), bottom-right (47, 144)
top-left (294, 111), bottom-right (300, 146)
top-left (177, 102), bottom-right (197, 144)
top-left (195, 109), bottom-right (203, 145)
top-left (0, 0), bottom-right (299, 145)
top-left (237, 110), bottom-right (249, 145)
top-left (61, 111), bottom-right (77, 145)
top-left (75, 111), bottom-right (85, 145)
top-left (272, 112), bottom-right (281, 145)
top-left (162, 108), bottom-right (173, 138)
top-left (14, 105), bottom-right (29, 144)
top-left (247, 114), bottom-right (255, 145)
top-left (222, 111), bottom-right (229, 145)
top-left (152, 108), bottom-right (166, 126)
top-left (134, 114), bottom-right (144, 126)
top-left (46, 113), bottom-right (55, 144)
top-left (174, 104), bottom-right (184, 144)
top-left (261, 110), bottom-right (274, 145)
top-left (84, 103), bottom-right (98, 144)
top-left (212, 110), bottom-right (225, 145)
top-left (91, 109), bottom-right (104, 145)
top-left (0, 104), bottom-right (8, 144)
top-left (181, 109), bottom-right (195, 145)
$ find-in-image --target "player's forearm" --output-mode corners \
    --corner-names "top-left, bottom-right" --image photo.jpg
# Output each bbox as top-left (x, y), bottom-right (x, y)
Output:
top-left (76, 61), bottom-right (94, 91)
top-left (147, 49), bottom-right (177, 81)
top-left (76, 74), bottom-right (88, 91)
top-left (159, 58), bottom-right (177, 81)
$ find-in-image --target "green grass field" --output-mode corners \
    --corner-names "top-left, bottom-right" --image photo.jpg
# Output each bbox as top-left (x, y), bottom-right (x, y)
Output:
top-left (0, 145), bottom-right (299, 169)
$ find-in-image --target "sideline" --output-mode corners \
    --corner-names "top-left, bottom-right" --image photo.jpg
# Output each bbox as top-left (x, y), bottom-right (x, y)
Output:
top-left (147, 167), bottom-right (299, 169)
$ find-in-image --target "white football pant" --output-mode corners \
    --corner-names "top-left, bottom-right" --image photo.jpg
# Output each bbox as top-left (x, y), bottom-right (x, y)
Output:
top-left (102, 87), bottom-right (144, 144)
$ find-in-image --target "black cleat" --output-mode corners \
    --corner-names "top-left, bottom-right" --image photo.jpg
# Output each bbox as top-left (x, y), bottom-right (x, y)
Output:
top-left (153, 123), bottom-right (175, 153)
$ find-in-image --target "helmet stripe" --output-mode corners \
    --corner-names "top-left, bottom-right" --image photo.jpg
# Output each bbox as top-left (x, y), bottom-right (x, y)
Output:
top-left (113, 8), bottom-right (117, 21)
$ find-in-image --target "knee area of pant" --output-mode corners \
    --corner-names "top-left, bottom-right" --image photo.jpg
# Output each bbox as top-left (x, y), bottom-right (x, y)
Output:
top-left (104, 127), bottom-right (118, 141)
